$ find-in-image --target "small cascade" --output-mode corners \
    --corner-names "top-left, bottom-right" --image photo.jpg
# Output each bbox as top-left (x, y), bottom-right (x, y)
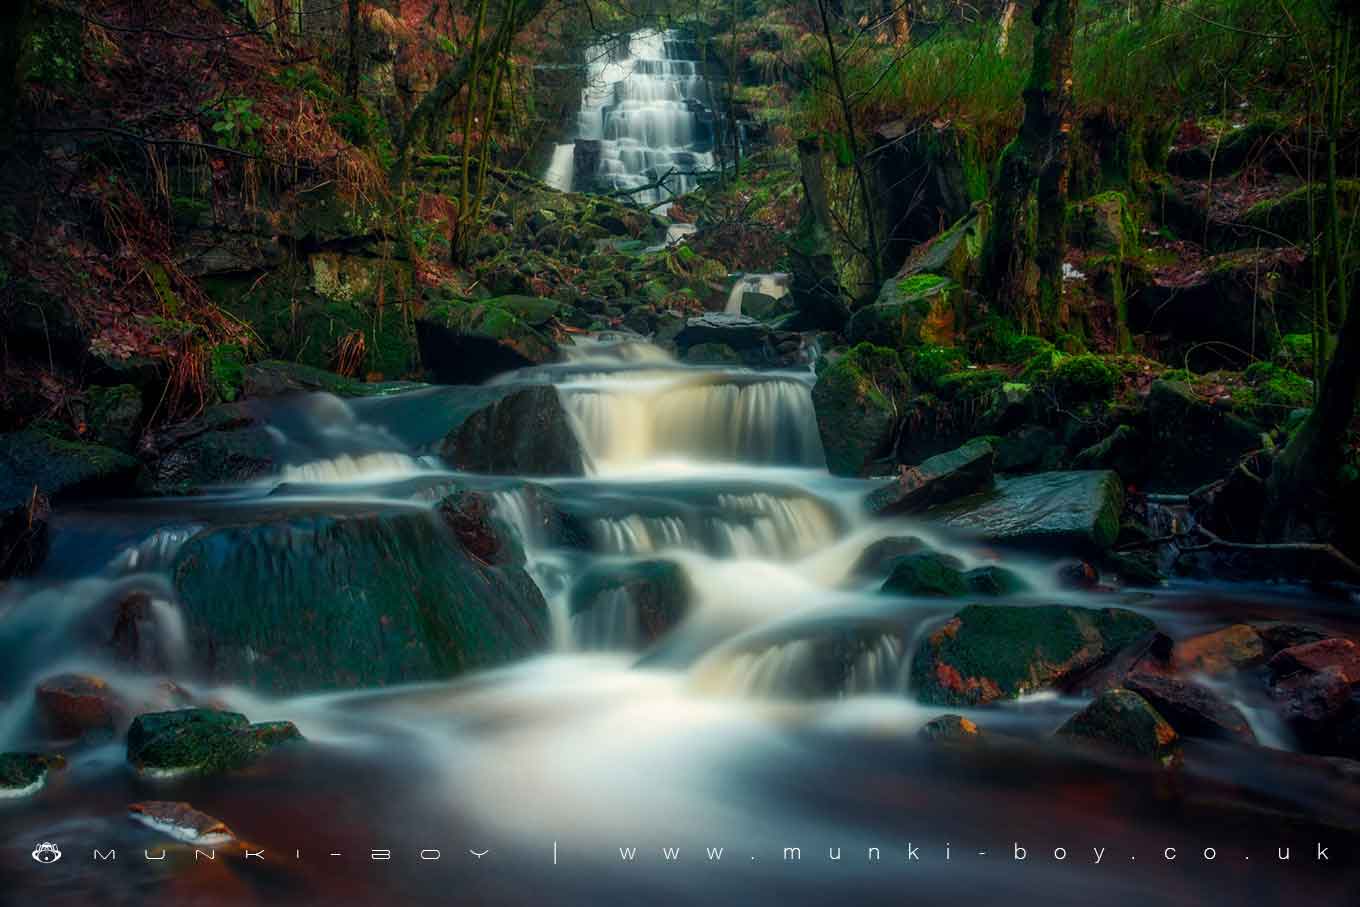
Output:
top-left (843, 635), bottom-right (908, 695)
top-left (571, 587), bottom-right (641, 650)
top-left (545, 30), bottom-right (719, 212)
top-left (562, 374), bottom-right (825, 472)
top-left (725, 272), bottom-right (790, 315)
top-left (593, 514), bottom-right (690, 553)
top-left (108, 526), bottom-right (201, 575)
top-left (691, 639), bottom-right (819, 697)
top-left (279, 452), bottom-right (430, 484)
top-left (709, 492), bottom-right (838, 559)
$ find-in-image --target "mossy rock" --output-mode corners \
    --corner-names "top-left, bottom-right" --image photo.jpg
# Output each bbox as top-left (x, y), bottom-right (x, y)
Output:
top-left (1240, 180), bottom-right (1360, 244)
top-left (1056, 689), bottom-right (1179, 763)
top-left (83, 384), bottom-right (143, 451)
top-left (1066, 191), bottom-right (1138, 257)
top-left (1140, 380), bottom-right (1264, 493)
top-left (812, 344), bottom-right (908, 477)
top-left (241, 360), bottom-right (413, 399)
top-left (138, 403), bottom-right (275, 494)
top-left (911, 604), bottom-right (1157, 706)
top-left (685, 342), bottom-right (742, 364)
top-left (932, 471), bottom-right (1125, 554)
top-left (849, 275), bottom-right (960, 349)
top-left (126, 709), bottom-right (303, 777)
top-left (1051, 354), bottom-right (1119, 403)
top-left (0, 752), bottom-right (64, 797)
top-left (963, 565), bottom-right (1030, 597)
top-left (417, 297), bottom-right (558, 384)
top-left (0, 428), bottom-right (139, 510)
top-left (881, 551), bottom-right (968, 597)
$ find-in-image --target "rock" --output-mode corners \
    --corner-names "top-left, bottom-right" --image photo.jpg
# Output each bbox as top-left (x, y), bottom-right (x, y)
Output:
top-left (963, 565), bottom-right (1030, 597)
top-left (865, 438), bottom-right (995, 517)
top-left (870, 122), bottom-right (979, 260)
top-left (439, 385), bottom-right (586, 476)
top-left (172, 509), bottom-right (549, 692)
top-left (0, 752), bottom-right (64, 798)
top-left (919, 714), bottom-right (983, 744)
top-left (570, 559), bottom-right (692, 648)
top-left (416, 296), bottom-right (560, 384)
top-left (1268, 639), bottom-right (1360, 686)
top-left (1271, 667), bottom-right (1353, 731)
top-left (138, 403), bottom-right (275, 494)
top-left (685, 342), bottom-right (742, 365)
top-left (436, 491), bottom-right (518, 566)
top-left (848, 537), bottom-right (926, 579)
top-left (1254, 622), bottom-right (1333, 656)
top-left (573, 139), bottom-right (602, 188)
top-left (34, 673), bottom-right (125, 738)
top-left (1138, 380), bottom-right (1264, 493)
top-left (881, 552), bottom-right (968, 598)
top-left (930, 471), bottom-right (1124, 554)
top-left (241, 360), bottom-right (413, 399)
top-left (128, 801), bottom-right (235, 845)
top-left (0, 428), bottom-right (140, 511)
top-left (1173, 624), bottom-right (1265, 675)
top-left (83, 384), bottom-right (143, 451)
top-left (1071, 424), bottom-right (1140, 474)
top-left (911, 604), bottom-right (1156, 706)
top-left (674, 313), bottom-right (772, 354)
top-left (1066, 191), bottom-right (1135, 256)
top-left (1057, 690), bottom-right (1180, 763)
top-left (813, 344), bottom-right (908, 477)
top-left (126, 709), bottom-right (302, 778)
top-left (1123, 673), bottom-right (1256, 743)
top-left (0, 490), bottom-right (49, 580)
top-left (848, 274), bottom-right (960, 349)
top-left (994, 425), bottom-right (1059, 473)
top-left (1056, 560), bottom-right (1101, 589)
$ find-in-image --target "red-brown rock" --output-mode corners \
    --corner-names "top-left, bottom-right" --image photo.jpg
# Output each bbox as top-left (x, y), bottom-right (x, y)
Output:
top-left (34, 674), bottom-right (124, 738)
top-left (1269, 638), bottom-right (1360, 687)
top-left (1172, 624), bottom-right (1265, 675)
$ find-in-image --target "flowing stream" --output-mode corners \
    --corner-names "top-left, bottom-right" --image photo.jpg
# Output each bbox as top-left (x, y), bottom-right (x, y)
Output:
top-left (1, 337), bottom-right (1357, 905)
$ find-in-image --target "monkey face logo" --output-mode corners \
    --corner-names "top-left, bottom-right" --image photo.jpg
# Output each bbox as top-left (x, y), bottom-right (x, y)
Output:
top-left (32, 842), bottom-right (62, 864)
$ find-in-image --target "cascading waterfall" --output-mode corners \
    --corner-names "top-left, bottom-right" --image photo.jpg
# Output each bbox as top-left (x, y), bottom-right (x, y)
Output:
top-left (543, 29), bottom-right (718, 212)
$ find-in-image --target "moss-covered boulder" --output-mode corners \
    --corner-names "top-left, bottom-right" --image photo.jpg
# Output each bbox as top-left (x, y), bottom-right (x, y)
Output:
top-left (1140, 379), bottom-right (1263, 492)
top-left (241, 360), bottom-right (415, 399)
top-left (0, 752), bottom-right (64, 798)
top-left (138, 403), bottom-right (275, 494)
top-left (126, 709), bottom-right (302, 778)
top-left (865, 438), bottom-right (995, 516)
top-left (1056, 689), bottom-right (1180, 763)
top-left (848, 274), bottom-right (960, 349)
top-left (416, 295), bottom-right (560, 384)
top-left (911, 604), bottom-right (1156, 706)
top-left (1066, 191), bottom-right (1137, 257)
top-left (439, 385), bottom-right (585, 475)
top-left (963, 565), bottom-right (1031, 597)
top-left (0, 428), bottom-right (139, 510)
top-left (570, 559), bottom-right (692, 649)
top-left (83, 384), bottom-right (143, 451)
top-left (881, 551), bottom-right (968, 598)
top-left (931, 471), bottom-right (1125, 554)
top-left (813, 344), bottom-right (908, 477)
top-left (1240, 180), bottom-right (1360, 245)
top-left (171, 508), bottom-right (549, 692)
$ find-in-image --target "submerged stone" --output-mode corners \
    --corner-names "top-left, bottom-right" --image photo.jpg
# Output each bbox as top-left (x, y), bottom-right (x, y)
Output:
top-left (128, 801), bottom-right (235, 844)
top-left (0, 753), bottom-right (64, 798)
top-left (919, 714), bottom-right (984, 744)
top-left (911, 604), bottom-right (1157, 706)
top-left (881, 552), bottom-right (968, 598)
top-left (35, 673), bottom-right (125, 738)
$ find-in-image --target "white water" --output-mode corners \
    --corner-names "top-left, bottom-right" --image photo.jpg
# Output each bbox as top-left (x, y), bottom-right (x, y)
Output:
top-left (543, 29), bottom-right (718, 213)
top-left (725, 272), bottom-right (791, 314)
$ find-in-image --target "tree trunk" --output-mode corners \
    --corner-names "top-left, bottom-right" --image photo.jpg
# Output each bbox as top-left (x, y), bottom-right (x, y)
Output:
top-left (981, 0), bottom-right (1077, 333)
top-left (997, 0), bottom-right (1018, 52)
top-left (790, 137), bottom-right (849, 331)
top-left (345, 0), bottom-right (361, 99)
top-left (0, 0), bottom-right (34, 143)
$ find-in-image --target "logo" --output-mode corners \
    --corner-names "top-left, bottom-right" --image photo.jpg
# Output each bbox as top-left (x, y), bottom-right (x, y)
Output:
top-left (32, 843), bottom-right (62, 864)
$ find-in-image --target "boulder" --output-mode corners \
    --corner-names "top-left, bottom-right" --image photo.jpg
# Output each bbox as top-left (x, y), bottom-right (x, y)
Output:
top-left (1123, 673), bottom-right (1256, 743)
top-left (930, 471), bottom-right (1125, 554)
top-left (172, 508), bottom-right (550, 692)
top-left (439, 385), bottom-right (586, 476)
top-left (0, 428), bottom-right (140, 511)
top-left (126, 709), bottom-right (302, 778)
top-left (848, 536), bottom-right (926, 579)
top-left (813, 344), bottom-right (908, 477)
top-left (128, 801), bottom-right (235, 845)
top-left (1271, 668), bottom-right (1353, 732)
top-left (241, 360), bottom-right (414, 399)
top-left (865, 438), bottom-right (995, 516)
top-left (416, 296), bottom-right (560, 384)
top-left (1172, 624), bottom-right (1265, 675)
top-left (674, 313), bottom-right (772, 354)
top-left (83, 384), bottom-right (143, 451)
top-left (918, 714), bottom-right (984, 744)
top-left (0, 752), bottom-right (64, 798)
top-left (1139, 380), bottom-right (1264, 493)
top-left (1057, 690), bottom-right (1180, 763)
top-left (570, 559), bottom-right (692, 648)
top-left (138, 403), bottom-right (275, 494)
top-left (963, 565), bottom-right (1031, 597)
top-left (881, 552), bottom-right (968, 598)
top-left (848, 274), bottom-right (960, 349)
top-left (1066, 191), bottom-right (1136, 256)
top-left (1268, 639), bottom-right (1360, 686)
top-left (910, 604), bottom-right (1156, 706)
top-left (34, 673), bottom-right (125, 738)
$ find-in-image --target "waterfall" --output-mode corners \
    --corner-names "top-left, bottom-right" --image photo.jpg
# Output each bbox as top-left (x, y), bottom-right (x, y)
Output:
top-left (543, 29), bottom-right (719, 212)
top-left (279, 452), bottom-right (429, 484)
top-left (725, 273), bottom-right (791, 315)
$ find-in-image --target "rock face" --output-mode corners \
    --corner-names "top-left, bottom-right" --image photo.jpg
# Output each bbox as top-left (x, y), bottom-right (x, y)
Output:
top-left (930, 471), bottom-right (1124, 553)
top-left (138, 403), bottom-right (275, 493)
top-left (0, 752), bottom-right (64, 798)
top-left (570, 559), bottom-right (692, 648)
top-left (1140, 380), bottom-right (1263, 493)
top-left (416, 296), bottom-right (561, 384)
top-left (865, 438), bottom-right (995, 516)
top-left (241, 360), bottom-right (414, 399)
top-left (911, 604), bottom-right (1156, 706)
top-left (172, 509), bottom-right (550, 692)
top-left (813, 345), bottom-right (907, 477)
top-left (849, 275), bottom-right (960, 350)
top-left (440, 385), bottom-right (585, 475)
top-left (128, 801), bottom-right (235, 845)
top-left (126, 709), bottom-right (301, 778)
top-left (0, 428), bottom-right (139, 510)
top-left (1057, 690), bottom-right (1180, 762)
top-left (1123, 673), bottom-right (1256, 743)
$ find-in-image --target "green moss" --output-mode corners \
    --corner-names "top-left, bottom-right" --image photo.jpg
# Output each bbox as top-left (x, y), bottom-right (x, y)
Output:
top-left (909, 345), bottom-right (966, 388)
top-left (126, 709), bottom-right (303, 777)
top-left (896, 273), bottom-right (950, 298)
top-left (881, 552), bottom-right (968, 597)
top-left (935, 368), bottom-right (1007, 401)
top-left (1242, 180), bottom-right (1360, 243)
top-left (1052, 354), bottom-right (1119, 402)
top-left (211, 343), bottom-right (246, 402)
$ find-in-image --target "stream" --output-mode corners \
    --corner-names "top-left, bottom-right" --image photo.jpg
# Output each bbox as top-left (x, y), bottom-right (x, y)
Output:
top-left (1, 333), bottom-right (1357, 905)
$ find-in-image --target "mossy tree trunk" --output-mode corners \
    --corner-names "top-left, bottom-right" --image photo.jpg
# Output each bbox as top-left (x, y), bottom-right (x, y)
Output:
top-left (791, 136), bottom-right (848, 330)
top-left (0, 0), bottom-right (34, 144)
top-left (981, 0), bottom-right (1077, 334)
top-left (344, 0), bottom-right (361, 99)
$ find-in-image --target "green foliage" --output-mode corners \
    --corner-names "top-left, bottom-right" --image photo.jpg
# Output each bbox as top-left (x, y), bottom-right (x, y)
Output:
top-left (211, 344), bottom-right (246, 403)
top-left (842, 342), bottom-right (909, 407)
top-left (26, 9), bottom-right (83, 86)
top-left (1240, 362), bottom-right (1312, 412)
top-left (909, 345), bottom-right (966, 389)
top-left (210, 97), bottom-right (265, 153)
